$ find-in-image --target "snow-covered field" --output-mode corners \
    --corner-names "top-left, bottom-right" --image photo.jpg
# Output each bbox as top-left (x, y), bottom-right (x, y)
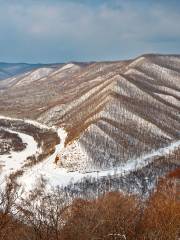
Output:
top-left (17, 127), bottom-right (180, 192)
top-left (0, 128), bottom-right (39, 185)
top-left (0, 113), bottom-right (179, 194)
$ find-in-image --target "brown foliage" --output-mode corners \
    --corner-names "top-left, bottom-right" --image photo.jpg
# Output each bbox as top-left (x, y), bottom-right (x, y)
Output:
top-left (168, 168), bottom-right (180, 179)
top-left (61, 179), bottom-right (180, 240)
top-left (0, 177), bottom-right (179, 240)
top-left (62, 193), bottom-right (140, 240)
top-left (138, 179), bottom-right (180, 240)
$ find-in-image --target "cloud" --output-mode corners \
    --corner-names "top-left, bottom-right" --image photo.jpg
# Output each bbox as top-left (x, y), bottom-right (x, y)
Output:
top-left (0, 0), bottom-right (179, 62)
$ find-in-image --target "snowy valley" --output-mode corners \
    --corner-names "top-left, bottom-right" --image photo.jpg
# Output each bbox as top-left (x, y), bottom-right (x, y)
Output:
top-left (0, 54), bottom-right (179, 198)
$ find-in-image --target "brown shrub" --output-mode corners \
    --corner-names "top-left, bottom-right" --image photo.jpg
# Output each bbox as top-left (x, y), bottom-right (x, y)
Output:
top-left (0, 177), bottom-right (179, 240)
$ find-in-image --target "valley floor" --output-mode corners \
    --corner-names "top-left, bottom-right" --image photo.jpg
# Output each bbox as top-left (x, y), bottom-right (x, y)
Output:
top-left (0, 115), bottom-right (179, 196)
top-left (18, 135), bottom-right (180, 192)
top-left (0, 127), bottom-right (39, 185)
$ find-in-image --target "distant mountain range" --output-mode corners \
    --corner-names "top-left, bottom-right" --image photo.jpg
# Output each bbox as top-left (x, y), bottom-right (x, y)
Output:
top-left (0, 62), bottom-right (62, 80)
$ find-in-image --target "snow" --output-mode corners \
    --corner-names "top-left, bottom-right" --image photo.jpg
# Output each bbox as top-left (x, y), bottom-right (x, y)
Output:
top-left (25, 119), bottom-right (51, 130)
top-left (60, 63), bottom-right (77, 71)
top-left (155, 93), bottom-right (180, 107)
top-left (0, 66), bottom-right (54, 89)
top-left (0, 128), bottom-right (39, 186)
top-left (59, 139), bottom-right (90, 171)
top-left (15, 68), bottom-right (54, 87)
top-left (128, 57), bottom-right (145, 68)
top-left (156, 86), bottom-right (180, 97)
top-left (101, 100), bottom-right (172, 140)
top-left (38, 77), bottom-right (113, 125)
top-left (0, 118), bottom-right (179, 193)
top-left (51, 63), bottom-right (80, 76)
top-left (17, 127), bottom-right (180, 192)
top-left (18, 127), bottom-right (70, 190)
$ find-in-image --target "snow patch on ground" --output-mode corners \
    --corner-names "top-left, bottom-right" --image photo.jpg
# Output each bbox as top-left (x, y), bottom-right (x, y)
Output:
top-left (59, 140), bottom-right (89, 171)
top-left (60, 63), bottom-right (77, 71)
top-left (16, 68), bottom-right (54, 86)
top-left (53, 63), bottom-right (80, 75)
top-left (128, 57), bottom-right (145, 68)
top-left (0, 128), bottom-right (39, 185)
top-left (18, 127), bottom-right (68, 190)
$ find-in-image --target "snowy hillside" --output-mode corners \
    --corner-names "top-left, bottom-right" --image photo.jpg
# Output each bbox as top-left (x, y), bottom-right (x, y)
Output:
top-left (0, 54), bottom-right (179, 196)
top-left (0, 62), bottom-right (61, 80)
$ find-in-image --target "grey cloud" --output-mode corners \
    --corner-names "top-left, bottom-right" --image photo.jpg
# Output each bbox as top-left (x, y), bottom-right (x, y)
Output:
top-left (0, 0), bottom-right (179, 62)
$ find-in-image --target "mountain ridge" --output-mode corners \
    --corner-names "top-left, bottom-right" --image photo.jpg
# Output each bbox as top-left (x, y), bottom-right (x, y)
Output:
top-left (0, 53), bottom-right (179, 195)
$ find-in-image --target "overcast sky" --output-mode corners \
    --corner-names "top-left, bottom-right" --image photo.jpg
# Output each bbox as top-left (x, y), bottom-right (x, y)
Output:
top-left (0, 0), bottom-right (180, 63)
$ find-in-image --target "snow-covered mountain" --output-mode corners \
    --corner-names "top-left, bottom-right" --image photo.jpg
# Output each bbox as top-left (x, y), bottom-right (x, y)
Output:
top-left (0, 62), bottom-right (62, 80)
top-left (0, 54), bottom-right (179, 196)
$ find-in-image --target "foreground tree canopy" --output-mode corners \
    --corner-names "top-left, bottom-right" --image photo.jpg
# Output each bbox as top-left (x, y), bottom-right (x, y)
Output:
top-left (0, 173), bottom-right (179, 240)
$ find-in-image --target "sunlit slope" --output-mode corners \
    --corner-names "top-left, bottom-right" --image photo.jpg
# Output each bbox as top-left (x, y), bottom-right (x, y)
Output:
top-left (0, 55), bottom-right (179, 170)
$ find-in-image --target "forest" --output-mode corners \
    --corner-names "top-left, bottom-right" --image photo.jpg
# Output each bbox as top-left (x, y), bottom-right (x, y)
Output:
top-left (0, 170), bottom-right (179, 240)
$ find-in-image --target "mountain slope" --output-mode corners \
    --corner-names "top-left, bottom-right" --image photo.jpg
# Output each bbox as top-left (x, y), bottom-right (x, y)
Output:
top-left (0, 62), bottom-right (62, 80)
top-left (0, 54), bottom-right (179, 195)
